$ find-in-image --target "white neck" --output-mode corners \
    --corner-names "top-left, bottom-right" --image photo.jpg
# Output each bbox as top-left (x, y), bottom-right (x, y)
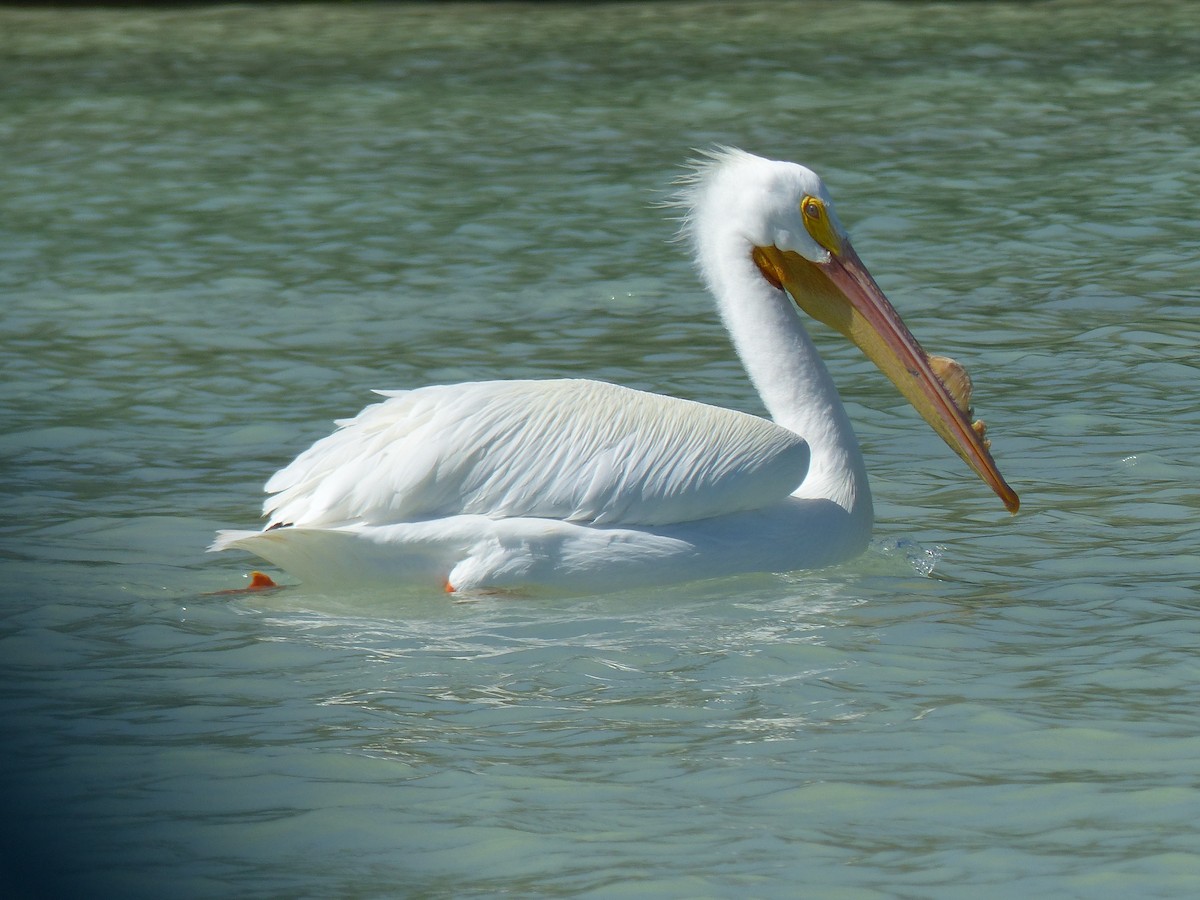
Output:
top-left (698, 241), bottom-right (872, 519)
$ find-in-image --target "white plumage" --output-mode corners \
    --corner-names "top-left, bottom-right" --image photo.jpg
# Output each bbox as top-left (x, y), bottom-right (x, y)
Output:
top-left (264, 380), bottom-right (810, 528)
top-left (213, 149), bottom-right (1016, 593)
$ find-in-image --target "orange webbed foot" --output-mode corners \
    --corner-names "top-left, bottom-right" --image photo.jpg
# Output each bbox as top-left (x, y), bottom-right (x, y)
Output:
top-left (206, 571), bottom-right (282, 596)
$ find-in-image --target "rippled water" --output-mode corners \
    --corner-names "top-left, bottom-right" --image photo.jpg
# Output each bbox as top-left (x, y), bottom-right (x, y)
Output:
top-left (3, 1), bottom-right (1199, 896)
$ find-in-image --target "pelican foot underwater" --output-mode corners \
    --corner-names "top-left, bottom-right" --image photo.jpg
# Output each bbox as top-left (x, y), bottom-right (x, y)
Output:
top-left (211, 148), bottom-right (1018, 593)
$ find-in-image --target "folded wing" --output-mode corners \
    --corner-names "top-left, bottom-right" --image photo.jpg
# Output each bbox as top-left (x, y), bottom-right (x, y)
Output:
top-left (263, 379), bottom-right (809, 529)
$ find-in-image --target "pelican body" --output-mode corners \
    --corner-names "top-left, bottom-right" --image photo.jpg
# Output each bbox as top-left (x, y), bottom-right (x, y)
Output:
top-left (212, 149), bottom-right (1017, 593)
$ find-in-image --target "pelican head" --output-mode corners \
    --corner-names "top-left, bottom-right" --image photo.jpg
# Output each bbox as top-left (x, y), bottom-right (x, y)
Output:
top-left (682, 148), bottom-right (1019, 513)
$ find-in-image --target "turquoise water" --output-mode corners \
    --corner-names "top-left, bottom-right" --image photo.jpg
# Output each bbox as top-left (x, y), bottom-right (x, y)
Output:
top-left (3, 1), bottom-right (1199, 895)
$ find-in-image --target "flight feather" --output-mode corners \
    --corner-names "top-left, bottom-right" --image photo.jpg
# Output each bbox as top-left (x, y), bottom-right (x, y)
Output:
top-left (263, 378), bottom-right (809, 529)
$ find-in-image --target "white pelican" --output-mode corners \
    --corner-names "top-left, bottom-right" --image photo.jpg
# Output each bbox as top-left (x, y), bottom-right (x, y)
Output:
top-left (212, 149), bottom-right (1018, 593)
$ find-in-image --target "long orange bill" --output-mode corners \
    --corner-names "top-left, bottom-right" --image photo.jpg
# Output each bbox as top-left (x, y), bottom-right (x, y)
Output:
top-left (753, 242), bottom-right (1020, 513)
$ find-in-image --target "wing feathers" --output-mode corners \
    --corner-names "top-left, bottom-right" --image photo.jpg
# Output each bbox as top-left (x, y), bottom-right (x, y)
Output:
top-left (264, 379), bottom-right (808, 529)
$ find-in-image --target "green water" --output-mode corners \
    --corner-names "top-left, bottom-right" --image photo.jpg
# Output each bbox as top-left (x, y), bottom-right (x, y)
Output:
top-left (2, 1), bottom-right (1199, 896)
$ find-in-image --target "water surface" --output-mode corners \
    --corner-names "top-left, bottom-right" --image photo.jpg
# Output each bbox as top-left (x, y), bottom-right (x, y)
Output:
top-left (2, 2), bottom-right (1199, 896)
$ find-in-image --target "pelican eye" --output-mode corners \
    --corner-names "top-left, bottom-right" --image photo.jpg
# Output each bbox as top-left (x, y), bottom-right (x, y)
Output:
top-left (800, 195), bottom-right (841, 255)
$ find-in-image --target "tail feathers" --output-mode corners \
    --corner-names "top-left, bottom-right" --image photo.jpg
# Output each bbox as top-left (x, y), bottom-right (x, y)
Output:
top-left (208, 529), bottom-right (262, 553)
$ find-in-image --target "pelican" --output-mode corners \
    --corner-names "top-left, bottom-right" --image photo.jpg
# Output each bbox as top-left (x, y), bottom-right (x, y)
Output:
top-left (212, 149), bottom-right (1018, 593)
